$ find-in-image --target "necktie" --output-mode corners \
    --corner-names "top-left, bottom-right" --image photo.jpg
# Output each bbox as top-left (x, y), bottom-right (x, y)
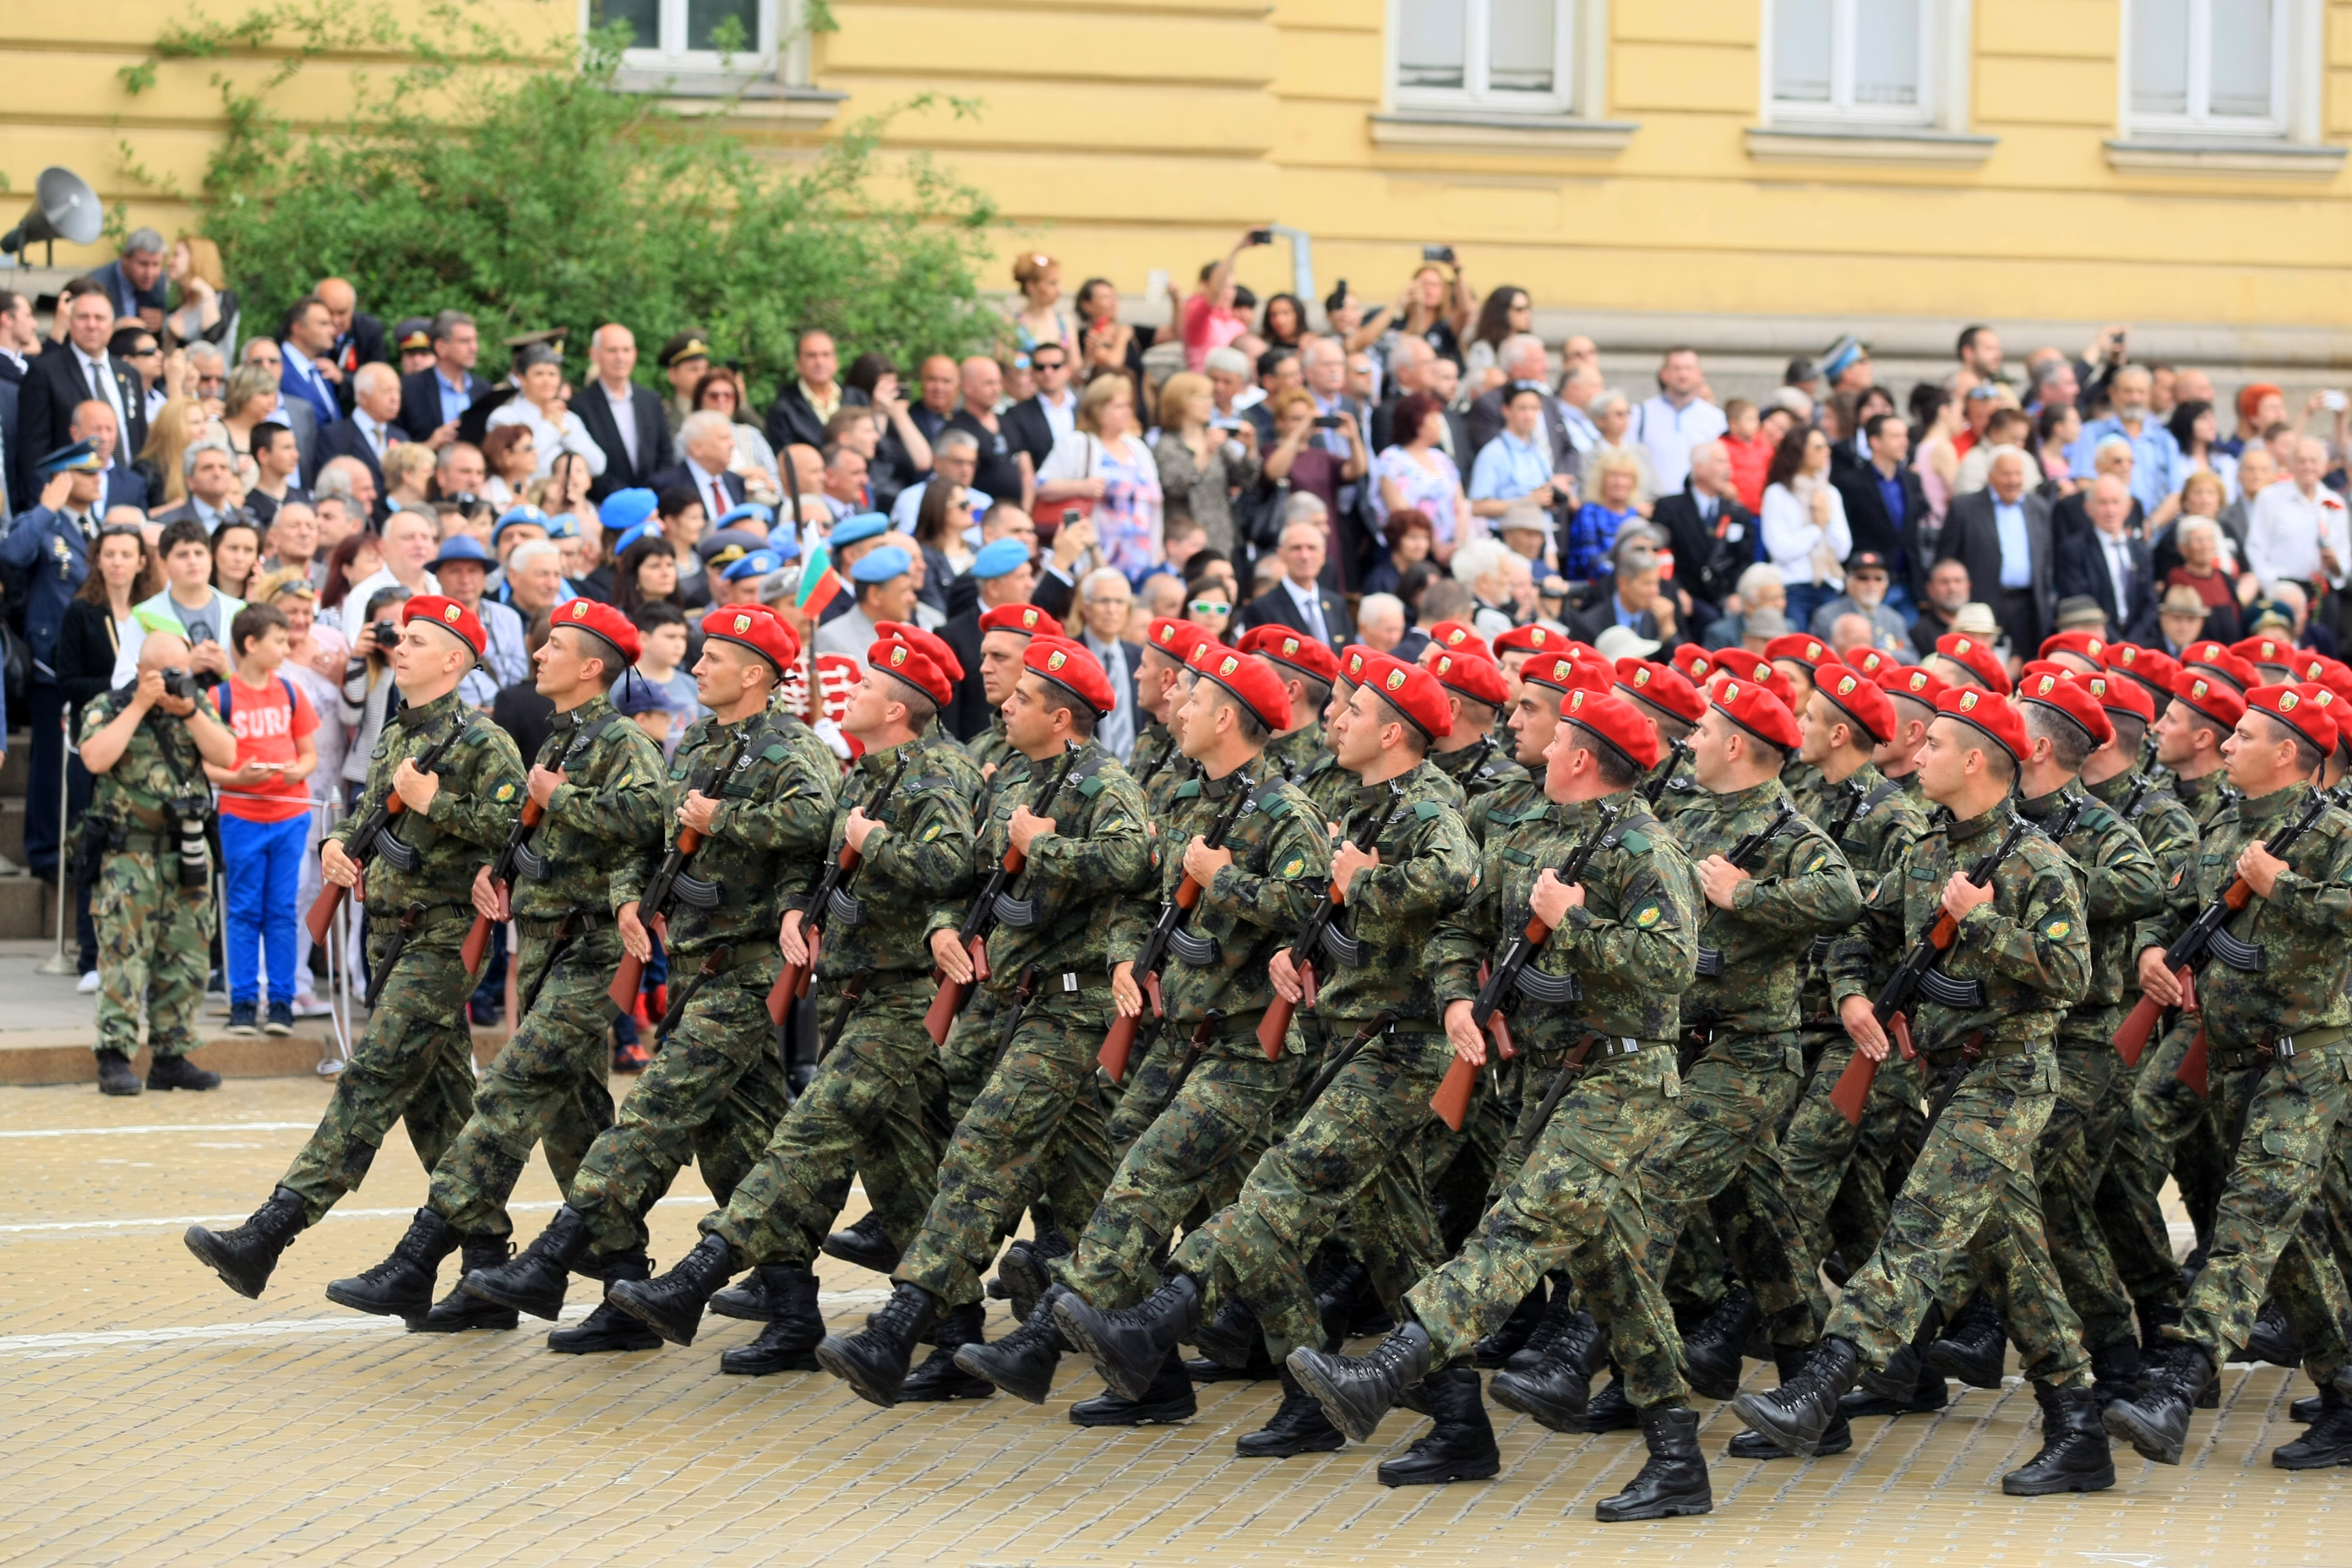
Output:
top-left (1303, 590), bottom-right (1328, 646)
top-left (709, 476), bottom-right (729, 524)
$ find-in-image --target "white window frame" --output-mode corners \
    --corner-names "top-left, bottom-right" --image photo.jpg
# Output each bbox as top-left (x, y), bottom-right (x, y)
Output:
top-left (2119, 0), bottom-right (2313, 140)
top-left (1387, 0), bottom-right (1582, 116)
top-left (592, 0), bottom-right (809, 83)
top-left (1759, 0), bottom-right (1953, 129)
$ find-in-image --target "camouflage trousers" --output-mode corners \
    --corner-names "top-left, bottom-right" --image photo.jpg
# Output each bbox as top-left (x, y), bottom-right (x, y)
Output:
top-left (1774, 1030), bottom-right (1928, 1278)
top-left (1169, 1023), bottom-right (1450, 1366)
top-left (280, 905), bottom-right (478, 1228)
top-left (938, 985), bottom-right (1113, 1239)
top-left (566, 950), bottom-right (791, 1261)
top-left (2172, 1036), bottom-right (2352, 1382)
top-left (90, 847), bottom-right (212, 1059)
top-left (1055, 1016), bottom-right (1307, 1311)
top-left (1634, 1028), bottom-right (1820, 1348)
top-left (425, 920), bottom-right (621, 1240)
top-left (1826, 1044), bottom-right (2091, 1386)
top-left (898, 979), bottom-right (1116, 1309)
top-left (707, 970), bottom-right (943, 1267)
top-left (1408, 1045), bottom-right (1691, 1411)
top-left (2032, 1041), bottom-right (2135, 1357)
top-left (2100, 1012), bottom-right (2225, 1314)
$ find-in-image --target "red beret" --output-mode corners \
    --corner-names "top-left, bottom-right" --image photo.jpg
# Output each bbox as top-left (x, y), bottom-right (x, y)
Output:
top-left (1712, 674), bottom-right (1803, 752)
top-left (1144, 616), bottom-right (1212, 668)
top-left (1840, 646), bottom-right (1900, 682)
top-left (1669, 644), bottom-right (1718, 687)
top-left (552, 595), bottom-right (641, 668)
top-left (2084, 668), bottom-right (2154, 725)
top-left (1937, 687), bottom-right (2029, 762)
top-left (2292, 652), bottom-right (2352, 703)
top-left (1191, 641), bottom-right (1291, 733)
top-left (1240, 623), bottom-right (1342, 685)
top-left (1336, 643), bottom-right (1381, 689)
top-left (1524, 651), bottom-right (1611, 699)
top-left (2171, 669), bottom-right (2246, 730)
top-left (1933, 632), bottom-right (2012, 696)
top-left (1024, 634), bottom-right (1115, 716)
top-left (2019, 668), bottom-right (2115, 751)
top-left (869, 636), bottom-right (953, 708)
top-left (1880, 661), bottom-right (1950, 711)
top-left (2232, 633), bottom-right (2299, 674)
top-left (2302, 683), bottom-right (2352, 754)
top-left (1765, 632), bottom-right (1835, 672)
top-left (873, 620), bottom-right (963, 682)
top-left (1493, 624), bottom-right (1570, 659)
top-left (2104, 642), bottom-right (2181, 706)
top-left (402, 594), bottom-right (487, 659)
top-left (1558, 687), bottom-right (1661, 772)
top-left (704, 603), bottom-right (802, 674)
top-left (1362, 655), bottom-right (1454, 741)
top-left (2038, 630), bottom-right (2110, 668)
top-left (1612, 657), bottom-right (1707, 725)
top-left (1714, 651), bottom-right (1797, 713)
top-left (2246, 683), bottom-right (2338, 755)
top-left (1431, 648), bottom-right (1510, 709)
top-left (1710, 647), bottom-right (1755, 681)
top-left (979, 603), bottom-right (1062, 641)
top-left (2018, 659), bottom-right (2075, 685)
top-left (1422, 620), bottom-right (1493, 664)
top-left (2183, 640), bottom-right (2259, 692)
top-left (1814, 664), bottom-right (1896, 745)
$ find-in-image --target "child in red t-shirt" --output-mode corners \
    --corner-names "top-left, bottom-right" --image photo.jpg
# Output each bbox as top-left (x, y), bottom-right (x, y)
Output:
top-left (209, 604), bottom-right (320, 1036)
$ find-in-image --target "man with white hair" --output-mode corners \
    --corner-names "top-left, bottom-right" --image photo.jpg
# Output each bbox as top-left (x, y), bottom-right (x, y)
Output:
top-left (2246, 436), bottom-right (2350, 597)
top-left (502, 539), bottom-right (568, 621)
top-left (1937, 444), bottom-right (2055, 654)
top-left (151, 439), bottom-right (242, 533)
top-left (1652, 437), bottom-right (1759, 616)
top-left (1075, 566), bottom-right (1143, 760)
top-left (1703, 562), bottom-right (1785, 647)
top-left (1467, 333), bottom-right (1570, 467)
top-left (1632, 346), bottom-right (1727, 495)
top-left (2054, 473), bottom-right (2157, 642)
top-left (649, 410), bottom-right (745, 525)
top-left (311, 361), bottom-right (406, 502)
top-left (1450, 538), bottom-right (1516, 642)
top-left (313, 453), bottom-right (380, 525)
top-left (1356, 591), bottom-right (1407, 654)
top-left (1301, 338), bottom-right (1368, 510)
top-left (1239, 512), bottom-right (1354, 649)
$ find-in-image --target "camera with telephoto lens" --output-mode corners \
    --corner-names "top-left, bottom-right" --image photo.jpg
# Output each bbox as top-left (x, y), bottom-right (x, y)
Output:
top-left (170, 794), bottom-right (213, 889)
top-left (159, 667), bottom-right (201, 704)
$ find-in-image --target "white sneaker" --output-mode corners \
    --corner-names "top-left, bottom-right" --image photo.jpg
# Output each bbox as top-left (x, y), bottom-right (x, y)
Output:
top-left (76, 971), bottom-right (101, 995)
top-left (290, 993), bottom-right (335, 1018)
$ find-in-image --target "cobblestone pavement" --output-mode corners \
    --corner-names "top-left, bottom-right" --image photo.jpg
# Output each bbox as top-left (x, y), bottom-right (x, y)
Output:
top-left (3, 1078), bottom-right (2345, 1567)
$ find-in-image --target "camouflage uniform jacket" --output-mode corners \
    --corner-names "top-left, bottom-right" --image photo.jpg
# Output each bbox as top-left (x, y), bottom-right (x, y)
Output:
top-left (1463, 763), bottom-right (1542, 848)
top-left (2166, 765), bottom-right (2235, 832)
top-left (966, 713), bottom-right (1019, 779)
top-left (2130, 780), bottom-right (2352, 1054)
top-left (1647, 751), bottom-right (1708, 830)
top-left (939, 739), bottom-right (1154, 987)
top-left (1106, 760), bottom-right (1328, 1024)
top-left (1308, 760), bottom-right (1477, 1024)
top-left (1828, 803), bottom-right (2090, 1059)
top-left (1128, 718), bottom-right (1179, 795)
top-left (789, 738), bottom-right (976, 977)
top-left (79, 689), bottom-right (208, 834)
top-left (329, 689), bottom-right (524, 911)
top-left (1432, 792), bottom-right (1700, 1045)
top-left (1679, 776), bottom-right (1860, 1034)
top-left (618, 708), bottom-right (838, 961)
top-left (2016, 779), bottom-right (2163, 1041)
top-left (919, 723), bottom-right (990, 814)
top-left (506, 694), bottom-right (668, 921)
top-left (1431, 731), bottom-right (1510, 806)
top-left (1796, 761), bottom-right (1933, 1019)
top-left (1264, 719), bottom-right (1326, 782)
top-left (1296, 748), bottom-right (1358, 828)
top-left (2087, 764), bottom-right (2200, 907)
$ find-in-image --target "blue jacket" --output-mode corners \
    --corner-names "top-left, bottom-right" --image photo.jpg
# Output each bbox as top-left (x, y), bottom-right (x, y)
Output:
top-left (0, 504), bottom-right (93, 677)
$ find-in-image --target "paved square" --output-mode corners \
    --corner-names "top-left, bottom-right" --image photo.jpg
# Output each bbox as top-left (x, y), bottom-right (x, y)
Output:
top-left (3, 1077), bottom-right (2344, 1567)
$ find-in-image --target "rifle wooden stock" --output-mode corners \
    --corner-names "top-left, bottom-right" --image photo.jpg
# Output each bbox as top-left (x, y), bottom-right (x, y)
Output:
top-left (924, 938), bottom-right (985, 1045)
top-left (2114, 966), bottom-right (2195, 1068)
top-left (1828, 1013), bottom-right (1916, 1126)
top-left (605, 910), bottom-right (669, 1015)
top-left (305, 793), bottom-right (416, 945)
top-left (1431, 1049), bottom-right (1480, 1132)
top-left (461, 796), bottom-right (547, 975)
top-left (1098, 1008), bottom-right (1145, 1083)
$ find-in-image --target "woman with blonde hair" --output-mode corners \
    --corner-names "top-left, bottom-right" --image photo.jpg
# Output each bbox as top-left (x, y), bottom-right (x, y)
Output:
top-left (384, 443), bottom-right (438, 510)
top-left (1038, 372), bottom-right (1164, 578)
top-left (1010, 251), bottom-right (1074, 361)
top-left (163, 234), bottom-right (238, 349)
top-left (218, 365), bottom-right (282, 478)
top-left (135, 395), bottom-right (215, 506)
top-left (1152, 368), bottom-right (1260, 558)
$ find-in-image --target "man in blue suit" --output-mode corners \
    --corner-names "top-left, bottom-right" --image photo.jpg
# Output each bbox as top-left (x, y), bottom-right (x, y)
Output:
top-left (0, 440), bottom-right (105, 881)
top-left (63, 399), bottom-right (147, 515)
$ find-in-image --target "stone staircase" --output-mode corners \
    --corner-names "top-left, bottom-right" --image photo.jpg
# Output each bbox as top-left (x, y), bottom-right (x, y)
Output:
top-left (0, 729), bottom-right (59, 940)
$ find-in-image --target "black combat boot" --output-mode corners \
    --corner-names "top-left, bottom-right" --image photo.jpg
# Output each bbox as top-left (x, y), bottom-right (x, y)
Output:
top-left (1490, 1314), bottom-right (1607, 1433)
top-left (323, 1208), bottom-right (457, 1320)
top-left (1236, 1369), bottom-right (1346, 1457)
top-left (901, 1302), bottom-right (996, 1401)
top-left (1926, 1294), bottom-right (2009, 1389)
top-left (1312, 1257), bottom-right (1377, 1344)
top-left (815, 1279), bottom-right (939, 1407)
top-left (1054, 1272), bottom-right (1202, 1403)
top-left (821, 1212), bottom-right (901, 1274)
top-left (1504, 1281), bottom-right (1586, 1373)
top-left (1838, 1352), bottom-right (1949, 1419)
top-left (1577, 1370), bottom-right (1643, 1433)
top-left (2291, 1393), bottom-right (2325, 1424)
top-left (708, 1271), bottom-right (769, 1322)
top-left (2136, 1297), bottom-right (2182, 1354)
top-left (147, 1053), bottom-right (222, 1091)
top-left (2003, 1382), bottom-right (2116, 1494)
top-left (1187, 1339), bottom-right (1277, 1382)
top-left (1375, 1367), bottom-right (1500, 1487)
top-left (1069, 1346), bottom-right (1197, 1426)
top-left (994, 1226), bottom-right (1072, 1325)
top-left (719, 1265), bottom-right (823, 1375)
top-left (2102, 1341), bottom-right (2213, 1465)
top-left (608, 1233), bottom-right (736, 1346)
top-left (1730, 1345), bottom-right (1852, 1458)
top-left (1679, 1287), bottom-right (1759, 1401)
top-left (459, 1205), bottom-right (593, 1320)
top-left (1473, 1281), bottom-right (1549, 1369)
top-left (97, 1049), bottom-right (142, 1096)
top-left (2089, 1342), bottom-right (2142, 1410)
top-left (2274, 1384), bottom-right (2352, 1469)
top-left (956, 1286), bottom-right (1070, 1403)
top-left (184, 1186), bottom-right (306, 1299)
top-left (2244, 1301), bottom-right (2303, 1369)
top-left (1190, 1294), bottom-right (1264, 1369)
top-left (548, 1255), bottom-right (662, 1354)
top-left (1597, 1406), bottom-right (1713, 1521)
top-left (1731, 1334), bottom-right (1861, 1458)
top-left (1287, 1320), bottom-right (1433, 1443)
top-left (412, 1237), bottom-right (519, 1333)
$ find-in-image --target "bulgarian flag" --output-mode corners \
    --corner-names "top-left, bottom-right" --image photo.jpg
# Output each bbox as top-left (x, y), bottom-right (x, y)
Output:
top-left (796, 533), bottom-right (845, 617)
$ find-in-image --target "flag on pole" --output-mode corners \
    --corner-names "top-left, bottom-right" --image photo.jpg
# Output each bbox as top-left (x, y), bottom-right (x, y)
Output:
top-left (796, 535), bottom-right (845, 617)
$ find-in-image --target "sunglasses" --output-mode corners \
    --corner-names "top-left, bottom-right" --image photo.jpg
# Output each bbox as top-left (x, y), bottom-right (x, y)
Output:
top-left (1188, 599), bottom-right (1230, 615)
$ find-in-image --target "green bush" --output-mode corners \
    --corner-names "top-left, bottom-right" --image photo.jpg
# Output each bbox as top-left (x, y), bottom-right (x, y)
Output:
top-left (125, 8), bottom-right (1001, 394)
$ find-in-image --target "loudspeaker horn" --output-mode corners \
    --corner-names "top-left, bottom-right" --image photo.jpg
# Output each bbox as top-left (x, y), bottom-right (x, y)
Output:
top-left (1, 167), bottom-right (103, 257)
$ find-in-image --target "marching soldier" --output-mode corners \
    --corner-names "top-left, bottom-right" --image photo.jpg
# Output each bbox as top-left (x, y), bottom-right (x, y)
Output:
top-left (187, 598), bottom-right (524, 1298)
top-left (965, 604), bottom-right (1062, 777)
top-left (1423, 648), bottom-right (1513, 806)
top-left (1237, 624), bottom-right (1337, 779)
top-left (1130, 617), bottom-right (1210, 808)
top-left (1294, 645), bottom-right (1379, 826)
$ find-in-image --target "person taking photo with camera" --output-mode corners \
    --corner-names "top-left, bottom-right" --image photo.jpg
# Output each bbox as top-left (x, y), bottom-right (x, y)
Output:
top-left (76, 629), bottom-right (241, 1096)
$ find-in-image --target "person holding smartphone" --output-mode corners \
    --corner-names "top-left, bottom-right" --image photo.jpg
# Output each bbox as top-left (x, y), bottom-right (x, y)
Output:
top-left (209, 604), bottom-right (321, 1036)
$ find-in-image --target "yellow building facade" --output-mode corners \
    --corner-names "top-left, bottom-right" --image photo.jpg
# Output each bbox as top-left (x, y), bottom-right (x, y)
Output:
top-left (5, 0), bottom-right (2350, 376)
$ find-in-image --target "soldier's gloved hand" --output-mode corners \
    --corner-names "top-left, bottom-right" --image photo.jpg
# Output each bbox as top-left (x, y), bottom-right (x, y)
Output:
top-left (779, 909), bottom-right (811, 966)
top-left (1529, 868), bottom-right (1580, 928)
top-left (321, 838), bottom-right (359, 889)
top-left (1111, 961), bottom-right (1144, 1018)
top-left (931, 928), bottom-right (975, 985)
top-left (1445, 999), bottom-right (1487, 1066)
top-left (2137, 947), bottom-right (2185, 1007)
top-left (618, 901), bottom-right (651, 962)
top-left (1269, 947), bottom-right (1305, 1004)
top-left (472, 863), bottom-right (509, 924)
top-left (1841, 995), bottom-right (1891, 1062)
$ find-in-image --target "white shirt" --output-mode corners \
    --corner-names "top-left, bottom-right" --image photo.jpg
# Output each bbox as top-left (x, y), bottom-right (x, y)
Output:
top-left (352, 409), bottom-right (397, 460)
top-left (684, 459), bottom-right (734, 528)
top-left (1632, 394), bottom-right (1727, 497)
top-left (486, 399), bottom-right (607, 481)
top-left (1760, 479), bottom-right (1852, 589)
top-left (72, 344), bottom-right (128, 434)
top-left (1283, 576), bottom-right (1330, 646)
top-left (2247, 481), bottom-right (2352, 592)
top-left (1036, 388), bottom-right (1077, 447)
top-left (341, 566), bottom-right (442, 643)
top-left (600, 380), bottom-right (640, 470)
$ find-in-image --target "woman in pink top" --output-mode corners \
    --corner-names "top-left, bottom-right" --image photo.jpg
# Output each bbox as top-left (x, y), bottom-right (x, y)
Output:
top-left (1179, 229), bottom-right (1260, 371)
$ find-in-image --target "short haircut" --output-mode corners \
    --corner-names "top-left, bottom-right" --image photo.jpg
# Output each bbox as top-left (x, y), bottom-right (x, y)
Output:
top-left (1734, 561), bottom-right (1784, 601)
top-left (1206, 681), bottom-right (1270, 745)
top-left (508, 539), bottom-right (561, 572)
top-left (229, 602), bottom-right (289, 657)
top-left (429, 309), bottom-right (475, 344)
top-left (252, 420), bottom-right (295, 454)
top-left (280, 295), bottom-right (329, 338)
top-left (1450, 537), bottom-right (1510, 587)
top-left (1032, 676), bottom-right (1098, 739)
top-left (182, 436), bottom-right (233, 479)
top-left (679, 409), bottom-right (732, 446)
top-left (2023, 703), bottom-right (2095, 773)
top-left (1373, 694), bottom-right (1433, 756)
top-left (2108, 712), bottom-right (2146, 755)
top-left (934, 428), bottom-right (981, 457)
top-left (1564, 721), bottom-right (1639, 788)
top-left (1081, 566), bottom-right (1130, 602)
top-left (657, 485), bottom-right (703, 520)
top-left (157, 517), bottom-right (211, 558)
top-left (553, 623), bottom-right (627, 687)
top-left (121, 227), bottom-right (166, 257)
top-left (632, 600), bottom-right (688, 633)
top-left (2257, 711), bottom-right (2325, 775)
top-left (108, 324), bottom-right (154, 358)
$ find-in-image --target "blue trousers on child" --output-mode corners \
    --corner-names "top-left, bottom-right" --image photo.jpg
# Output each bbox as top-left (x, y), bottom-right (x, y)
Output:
top-left (220, 813), bottom-right (310, 1006)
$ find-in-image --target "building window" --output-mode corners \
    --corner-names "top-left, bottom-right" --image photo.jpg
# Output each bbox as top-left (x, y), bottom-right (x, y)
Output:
top-left (1393, 0), bottom-right (1578, 113)
top-left (1767, 0), bottom-right (1938, 125)
top-left (2126, 0), bottom-right (2288, 135)
top-left (598, 0), bottom-right (779, 75)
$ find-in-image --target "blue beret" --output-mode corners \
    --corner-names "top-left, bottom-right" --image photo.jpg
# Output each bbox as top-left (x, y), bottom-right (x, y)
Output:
top-left (493, 505), bottom-right (550, 540)
top-left (714, 502), bottom-right (774, 531)
top-left (429, 535), bottom-right (493, 571)
top-left (723, 549), bottom-right (783, 583)
top-left (610, 521), bottom-right (664, 559)
top-left (542, 512), bottom-right (581, 540)
top-left (830, 512), bottom-right (889, 549)
top-left (849, 544), bottom-right (912, 584)
top-left (36, 439), bottom-right (102, 476)
top-left (972, 538), bottom-right (1031, 580)
top-left (600, 487), bottom-right (659, 536)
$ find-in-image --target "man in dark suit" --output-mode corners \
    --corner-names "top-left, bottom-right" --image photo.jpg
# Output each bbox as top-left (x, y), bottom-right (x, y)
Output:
top-left (2053, 474), bottom-right (2159, 644)
top-left (62, 398), bottom-right (148, 514)
top-left (938, 540), bottom-right (1036, 740)
top-left (1567, 542), bottom-right (1685, 652)
top-left (1002, 343), bottom-right (1075, 476)
top-left (1831, 412), bottom-right (1932, 605)
top-left (309, 362), bottom-right (405, 504)
top-left (1239, 514), bottom-right (1356, 651)
top-left (576, 323), bottom-right (676, 501)
top-left (0, 290), bottom-right (29, 514)
top-left (1073, 566), bottom-right (1147, 760)
top-left (395, 310), bottom-right (490, 446)
top-left (762, 329), bottom-right (869, 454)
top-left (1936, 445), bottom-right (2057, 656)
top-left (15, 289), bottom-right (145, 512)
top-left (647, 410), bottom-right (749, 523)
top-left (316, 277), bottom-right (387, 414)
top-left (1648, 438), bottom-right (1757, 620)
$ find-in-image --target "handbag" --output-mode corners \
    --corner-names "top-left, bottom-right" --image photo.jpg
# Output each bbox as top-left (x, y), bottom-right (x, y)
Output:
top-left (1047, 434), bottom-right (1100, 529)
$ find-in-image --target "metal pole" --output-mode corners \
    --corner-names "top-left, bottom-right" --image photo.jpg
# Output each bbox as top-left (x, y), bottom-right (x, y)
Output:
top-left (35, 707), bottom-right (73, 975)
